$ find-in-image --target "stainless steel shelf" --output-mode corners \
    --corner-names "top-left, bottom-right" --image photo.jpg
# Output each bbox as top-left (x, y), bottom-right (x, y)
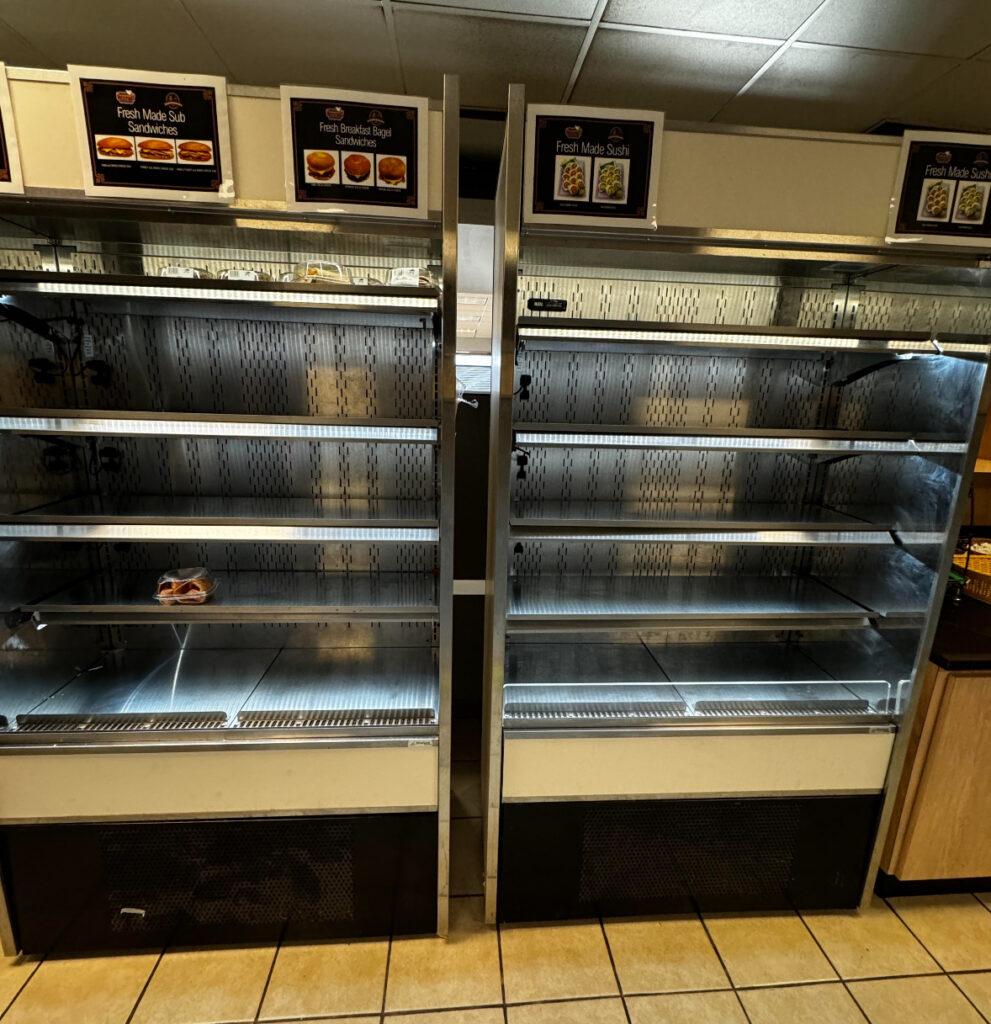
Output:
top-left (516, 317), bottom-right (989, 358)
top-left (29, 571), bottom-right (439, 624)
top-left (511, 527), bottom-right (892, 546)
top-left (0, 649), bottom-right (103, 727)
top-left (514, 424), bottom-right (967, 456)
top-left (0, 523), bottom-right (438, 544)
top-left (0, 270), bottom-right (439, 315)
top-left (506, 575), bottom-right (873, 629)
top-left (6, 496), bottom-right (438, 530)
top-left (0, 410), bottom-right (439, 444)
top-left (239, 646), bottom-right (438, 732)
top-left (510, 500), bottom-right (890, 532)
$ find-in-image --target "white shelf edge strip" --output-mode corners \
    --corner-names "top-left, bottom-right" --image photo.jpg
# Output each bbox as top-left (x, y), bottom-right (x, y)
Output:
top-left (0, 416), bottom-right (438, 443)
top-left (4, 283), bottom-right (437, 308)
top-left (510, 530), bottom-right (893, 545)
top-left (518, 325), bottom-right (989, 355)
top-left (514, 431), bottom-right (968, 454)
top-left (0, 525), bottom-right (439, 542)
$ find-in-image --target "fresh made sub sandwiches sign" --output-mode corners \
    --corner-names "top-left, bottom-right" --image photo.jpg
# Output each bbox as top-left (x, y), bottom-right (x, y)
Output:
top-left (280, 86), bottom-right (429, 219)
top-left (68, 65), bottom-right (234, 202)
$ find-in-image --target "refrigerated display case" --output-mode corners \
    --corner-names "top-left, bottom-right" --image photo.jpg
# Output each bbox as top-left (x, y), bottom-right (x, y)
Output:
top-left (0, 79), bottom-right (459, 952)
top-left (482, 87), bottom-right (991, 923)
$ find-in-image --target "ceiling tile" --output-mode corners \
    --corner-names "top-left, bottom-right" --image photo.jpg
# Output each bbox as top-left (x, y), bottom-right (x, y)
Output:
top-left (572, 30), bottom-right (775, 120)
top-left (395, 9), bottom-right (583, 106)
top-left (181, 0), bottom-right (397, 89)
top-left (395, 0), bottom-right (597, 19)
top-left (0, 0), bottom-right (228, 74)
top-left (602, 0), bottom-right (822, 39)
top-left (890, 60), bottom-right (991, 131)
top-left (800, 0), bottom-right (991, 59)
top-left (716, 44), bottom-right (958, 132)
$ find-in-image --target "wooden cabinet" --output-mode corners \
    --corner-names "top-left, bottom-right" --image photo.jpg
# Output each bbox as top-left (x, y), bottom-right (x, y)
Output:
top-left (884, 663), bottom-right (991, 880)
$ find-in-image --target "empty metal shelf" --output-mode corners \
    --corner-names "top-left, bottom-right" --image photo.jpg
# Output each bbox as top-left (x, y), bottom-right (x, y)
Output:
top-left (511, 528), bottom-right (892, 546)
top-left (0, 410), bottom-right (439, 444)
top-left (239, 646), bottom-right (439, 731)
top-left (0, 523), bottom-right (438, 544)
top-left (650, 643), bottom-right (830, 683)
top-left (505, 643), bottom-right (668, 687)
top-left (7, 496), bottom-right (438, 530)
top-left (30, 571), bottom-right (439, 624)
top-left (506, 576), bottom-right (873, 628)
top-left (0, 649), bottom-right (104, 725)
top-left (23, 648), bottom-right (277, 723)
top-left (510, 500), bottom-right (889, 532)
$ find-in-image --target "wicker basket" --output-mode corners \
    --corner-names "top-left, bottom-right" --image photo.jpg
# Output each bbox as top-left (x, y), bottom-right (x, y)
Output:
top-left (953, 552), bottom-right (991, 604)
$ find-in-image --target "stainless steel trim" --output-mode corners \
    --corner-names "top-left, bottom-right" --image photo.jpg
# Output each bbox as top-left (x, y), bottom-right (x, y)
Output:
top-left (436, 71), bottom-right (460, 939)
top-left (504, 724), bottom-right (896, 739)
top-left (508, 528), bottom-right (894, 546)
top-left (860, 360), bottom-right (991, 907)
top-left (0, 735), bottom-right (440, 754)
top-left (0, 524), bottom-right (439, 543)
top-left (502, 789), bottom-right (885, 803)
top-left (0, 804), bottom-right (440, 825)
top-left (482, 82), bottom-right (525, 926)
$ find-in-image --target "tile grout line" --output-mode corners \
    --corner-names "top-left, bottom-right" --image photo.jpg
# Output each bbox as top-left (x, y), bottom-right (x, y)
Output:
top-left (0, 956), bottom-right (45, 1022)
top-left (794, 908), bottom-right (871, 1023)
top-left (253, 924), bottom-right (286, 1024)
top-left (495, 917), bottom-right (509, 1024)
top-left (597, 915), bottom-right (632, 1024)
top-left (380, 931), bottom-right (394, 1024)
top-left (695, 910), bottom-right (755, 1024)
top-left (122, 946), bottom-right (167, 1024)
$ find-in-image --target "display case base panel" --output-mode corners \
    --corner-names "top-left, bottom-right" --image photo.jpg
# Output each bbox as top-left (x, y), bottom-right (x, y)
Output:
top-left (498, 796), bottom-right (881, 922)
top-left (2, 812), bottom-right (438, 954)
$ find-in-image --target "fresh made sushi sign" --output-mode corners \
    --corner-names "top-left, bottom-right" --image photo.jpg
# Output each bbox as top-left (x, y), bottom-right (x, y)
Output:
top-left (524, 103), bottom-right (664, 229)
top-left (280, 85), bottom-right (429, 219)
top-left (888, 130), bottom-right (991, 248)
top-left (68, 66), bottom-right (234, 203)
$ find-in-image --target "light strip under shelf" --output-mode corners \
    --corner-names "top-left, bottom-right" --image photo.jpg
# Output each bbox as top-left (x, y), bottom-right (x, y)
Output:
top-left (518, 324), bottom-right (989, 356)
top-left (0, 524), bottom-right (439, 543)
top-left (0, 414), bottom-right (439, 443)
top-left (514, 431), bottom-right (968, 455)
top-left (509, 529), bottom-right (893, 545)
top-left (7, 280), bottom-right (438, 310)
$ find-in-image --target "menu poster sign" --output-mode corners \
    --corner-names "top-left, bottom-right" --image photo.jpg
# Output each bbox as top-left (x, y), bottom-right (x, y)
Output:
top-left (68, 66), bottom-right (233, 203)
top-left (280, 86), bottom-right (429, 219)
top-left (0, 64), bottom-right (23, 194)
top-left (888, 130), bottom-right (991, 248)
top-left (523, 103), bottom-right (663, 228)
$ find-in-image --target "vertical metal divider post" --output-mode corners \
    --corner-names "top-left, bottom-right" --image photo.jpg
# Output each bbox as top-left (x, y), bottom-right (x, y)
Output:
top-left (436, 72), bottom-right (459, 938)
top-left (481, 83), bottom-right (525, 925)
top-left (859, 353), bottom-right (991, 908)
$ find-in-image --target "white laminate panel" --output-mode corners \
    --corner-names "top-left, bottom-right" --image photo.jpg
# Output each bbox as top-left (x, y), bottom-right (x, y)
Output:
top-left (0, 743), bottom-right (438, 821)
top-left (502, 732), bottom-right (894, 800)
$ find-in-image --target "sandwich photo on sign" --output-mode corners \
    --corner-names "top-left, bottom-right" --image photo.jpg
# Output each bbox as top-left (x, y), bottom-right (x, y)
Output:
top-left (280, 86), bottom-right (429, 218)
top-left (68, 65), bottom-right (233, 202)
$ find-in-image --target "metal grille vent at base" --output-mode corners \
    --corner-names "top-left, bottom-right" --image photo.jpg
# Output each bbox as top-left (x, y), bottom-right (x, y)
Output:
top-left (505, 700), bottom-right (686, 722)
top-left (237, 707), bottom-right (436, 729)
top-left (692, 699), bottom-right (870, 717)
top-left (15, 711), bottom-right (227, 733)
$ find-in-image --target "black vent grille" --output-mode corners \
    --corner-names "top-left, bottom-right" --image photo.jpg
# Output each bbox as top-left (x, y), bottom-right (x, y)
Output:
top-left (237, 707), bottom-right (436, 729)
top-left (15, 711), bottom-right (227, 733)
top-left (505, 700), bottom-right (686, 722)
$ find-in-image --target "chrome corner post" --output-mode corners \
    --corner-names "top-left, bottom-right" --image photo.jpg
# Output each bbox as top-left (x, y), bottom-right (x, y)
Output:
top-left (437, 72), bottom-right (460, 938)
top-left (482, 83), bottom-right (525, 925)
top-left (859, 345), bottom-right (991, 909)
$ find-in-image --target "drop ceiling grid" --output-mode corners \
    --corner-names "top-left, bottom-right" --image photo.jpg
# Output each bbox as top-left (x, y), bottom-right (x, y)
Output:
top-left (0, 0), bottom-right (988, 128)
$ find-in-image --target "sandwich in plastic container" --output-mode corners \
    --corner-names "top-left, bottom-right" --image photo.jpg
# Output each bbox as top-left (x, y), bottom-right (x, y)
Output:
top-left (155, 567), bottom-right (217, 605)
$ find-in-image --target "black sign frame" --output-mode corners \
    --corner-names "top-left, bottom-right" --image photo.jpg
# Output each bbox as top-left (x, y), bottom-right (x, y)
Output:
top-left (888, 129), bottom-right (991, 248)
top-left (68, 65), bottom-right (234, 203)
top-left (281, 86), bottom-right (429, 220)
top-left (523, 103), bottom-right (663, 229)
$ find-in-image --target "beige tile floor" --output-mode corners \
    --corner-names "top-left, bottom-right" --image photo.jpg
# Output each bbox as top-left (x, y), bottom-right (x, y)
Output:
top-left (4, 762), bottom-right (991, 1023)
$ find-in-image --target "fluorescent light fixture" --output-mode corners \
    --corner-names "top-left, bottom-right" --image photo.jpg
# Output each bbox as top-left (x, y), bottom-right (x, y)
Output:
top-left (511, 530), bottom-right (892, 545)
top-left (0, 415), bottom-right (438, 443)
top-left (514, 431), bottom-right (968, 455)
top-left (13, 281), bottom-right (437, 308)
top-left (518, 324), bottom-right (989, 357)
top-left (0, 524), bottom-right (438, 543)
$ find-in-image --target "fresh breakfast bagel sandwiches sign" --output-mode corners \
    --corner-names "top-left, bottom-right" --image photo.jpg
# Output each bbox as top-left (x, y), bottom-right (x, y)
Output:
top-left (67, 65), bottom-right (234, 203)
top-left (280, 85), bottom-right (429, 219)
